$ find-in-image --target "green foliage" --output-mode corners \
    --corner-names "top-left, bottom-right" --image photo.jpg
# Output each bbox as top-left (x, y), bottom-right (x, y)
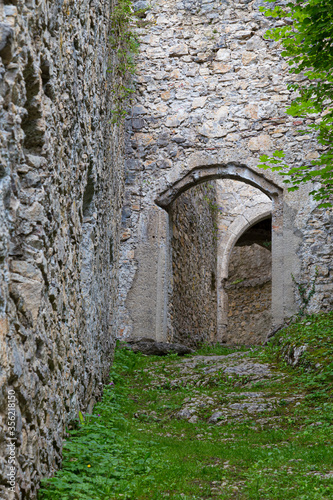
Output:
top-left (39, 349), bottom-right (162, 500)
top-left (41, 338), bottom-right (333, 499)
top-left (195, 341), bottom-right (247, 356)
top-left (258, 0), bottom-right (333, 206)
top-left (109, 0), bottom-right (139, 123)
top-left (262, 312), bottom-right (333, 397)
top-left (78, 411), bottom-right (85, 426)
top-left (230, 278), bottom-right (245, 285)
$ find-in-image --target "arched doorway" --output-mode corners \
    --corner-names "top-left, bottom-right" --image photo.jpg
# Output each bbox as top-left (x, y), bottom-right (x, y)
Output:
top-left (215, 179), bottom-right (272, 343)
top-left (154, 163), bottom-right (283, 345)
top-left (123, 162), bottom-right (286, 344)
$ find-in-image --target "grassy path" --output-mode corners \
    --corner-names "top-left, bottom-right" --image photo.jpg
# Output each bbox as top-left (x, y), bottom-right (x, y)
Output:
top-left (40, 315), bottom-right (333, 499)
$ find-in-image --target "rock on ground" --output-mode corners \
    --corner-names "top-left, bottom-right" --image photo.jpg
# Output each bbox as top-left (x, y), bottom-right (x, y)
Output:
top-left (124, 338), bottom-right (194, 356)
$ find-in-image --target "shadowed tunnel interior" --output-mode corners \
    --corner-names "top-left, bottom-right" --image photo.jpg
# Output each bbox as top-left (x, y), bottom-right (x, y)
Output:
top-left (235, 218), bottom-right (272, 250)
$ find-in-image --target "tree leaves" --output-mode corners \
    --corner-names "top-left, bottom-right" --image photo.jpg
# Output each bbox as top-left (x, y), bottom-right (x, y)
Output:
top-left (258, 0), bottom-right (333, 205)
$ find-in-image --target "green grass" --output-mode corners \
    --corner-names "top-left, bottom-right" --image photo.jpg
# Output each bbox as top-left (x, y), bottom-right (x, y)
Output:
top-left (257, 311), bottom-right (333, 399)
top-left (39, 315), bottom-right (333, 499)
top-left (195, 342), bottom-right (250, 356)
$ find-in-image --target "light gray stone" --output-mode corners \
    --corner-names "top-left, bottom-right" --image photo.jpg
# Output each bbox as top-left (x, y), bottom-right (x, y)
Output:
top-left (0, 1), bottom-right (124, 497)
top-left (119, 0), bottom-right (332, 347)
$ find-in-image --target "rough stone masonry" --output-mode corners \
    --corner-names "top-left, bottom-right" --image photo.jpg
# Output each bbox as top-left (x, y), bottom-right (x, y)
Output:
top-left (120, 0), bottom-right (333, 344)
top-left (0, 1), bottom-right (124, 498)
top-left (1, 0), bottom-right (333, 497)
top-left (170, 182), bottom-right (218, 347)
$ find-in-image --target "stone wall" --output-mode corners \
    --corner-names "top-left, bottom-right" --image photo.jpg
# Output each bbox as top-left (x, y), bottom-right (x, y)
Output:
top-left (225, 244), bottom-right (272, 345)
top-left (119, 0), bottom-right (324, 342)
top-left (170, 183), bottom-right (217, 347)
top-left (0, 1), bottom-right (124, 498)
top-left (216, 180), bottom-right (272, 240)
top-left (118, 0), bottom-right (333, 345)
top-left (297, 206), bottom-right (333, 315)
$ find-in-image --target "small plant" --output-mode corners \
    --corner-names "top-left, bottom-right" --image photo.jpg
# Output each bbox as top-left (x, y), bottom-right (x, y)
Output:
top-left (134, 6), bottom-right (150, 18)
top-left (230, 278), bottom-right (244, 285)
top-left (292, 268), bottom-right (319, 316)
top-left (202, 184), bottom-right (223, 241)
top-left (78, 411), bottom-right (85, 426)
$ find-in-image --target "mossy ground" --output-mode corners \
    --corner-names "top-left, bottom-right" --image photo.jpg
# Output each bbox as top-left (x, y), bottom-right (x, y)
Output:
top-left (39, 314), bottom-right (333, 500)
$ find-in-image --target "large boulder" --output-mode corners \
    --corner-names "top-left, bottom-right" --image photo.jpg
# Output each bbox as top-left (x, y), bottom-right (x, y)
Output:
top-left (124, 338), bottom-right (194, 356)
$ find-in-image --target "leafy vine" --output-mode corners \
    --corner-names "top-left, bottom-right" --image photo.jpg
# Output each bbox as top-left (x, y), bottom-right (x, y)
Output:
top-left (292, 268), bottom-right (319, 317)
top-left (109, 0), bottom-right (140, 123)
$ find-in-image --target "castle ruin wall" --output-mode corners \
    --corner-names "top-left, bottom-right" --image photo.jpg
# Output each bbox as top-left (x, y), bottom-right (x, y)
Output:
top-left (0, 1), bottom-right (124, 498)
top-left (120, 0), bottom-right (333, 344)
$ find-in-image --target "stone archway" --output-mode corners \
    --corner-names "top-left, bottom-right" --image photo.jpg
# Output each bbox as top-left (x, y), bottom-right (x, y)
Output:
top-left (218, 209), bottom-right (272, 281)
top-left (122, 160), bottom-right (288, 344)
top-left (152, 162), bottom-right (284, 344)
